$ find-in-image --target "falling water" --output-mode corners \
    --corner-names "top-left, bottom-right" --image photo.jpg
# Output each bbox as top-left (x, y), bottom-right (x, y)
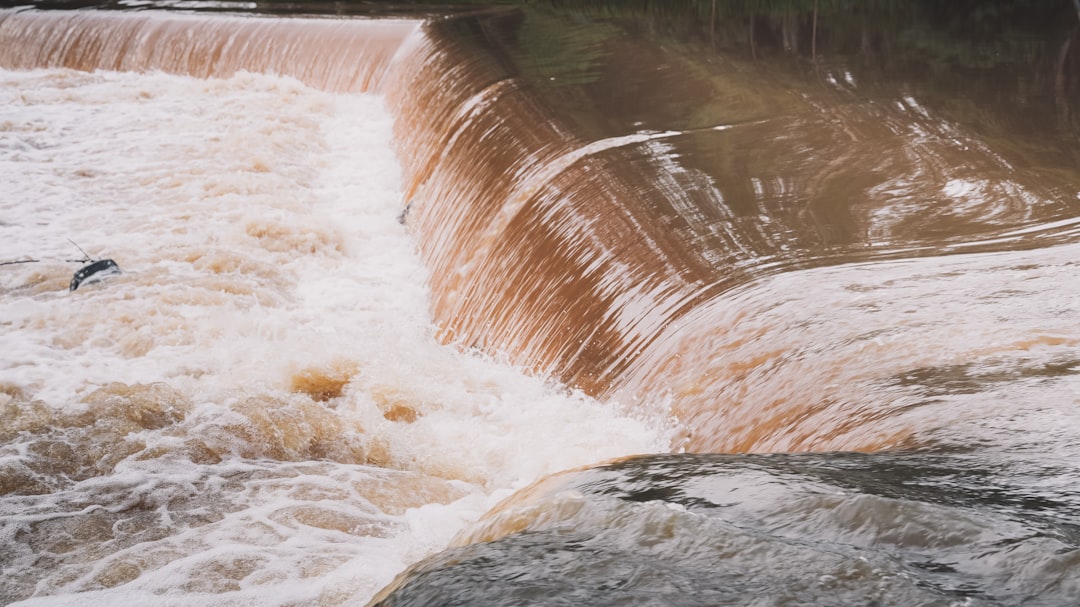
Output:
top-left (2, 2), bottom-right (1079, 606)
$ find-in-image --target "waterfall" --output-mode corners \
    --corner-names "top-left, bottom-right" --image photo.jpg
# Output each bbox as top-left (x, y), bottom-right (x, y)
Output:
top-left (2, 6), bottom-right (1079, 605)
top-left (0, 9), bottom-right (416, 92)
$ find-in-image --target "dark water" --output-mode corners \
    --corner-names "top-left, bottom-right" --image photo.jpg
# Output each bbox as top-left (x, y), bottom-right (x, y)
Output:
top-left (3, 1), bottom-right (1080, 605)
top-left (373, 453), bottom-right (1080, 606)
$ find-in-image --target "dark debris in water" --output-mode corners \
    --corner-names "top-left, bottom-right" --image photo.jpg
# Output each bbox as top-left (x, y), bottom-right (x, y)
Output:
top-left (69, 258), bottom-right (120, 292)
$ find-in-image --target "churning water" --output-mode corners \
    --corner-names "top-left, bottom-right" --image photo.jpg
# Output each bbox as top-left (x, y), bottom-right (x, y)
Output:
top-left (2, 3), bottom-right (1080, 606)
top-left (0, 55), bottom-right (664, 607)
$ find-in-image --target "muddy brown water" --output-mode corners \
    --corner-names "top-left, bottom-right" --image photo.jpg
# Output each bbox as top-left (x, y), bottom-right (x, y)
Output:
top-left (2, 2), bottom-right (1079, 605)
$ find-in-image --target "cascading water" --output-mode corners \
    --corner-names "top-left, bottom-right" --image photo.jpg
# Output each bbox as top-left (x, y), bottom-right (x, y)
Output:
top-left (0, 8), bottom-right (413, 91)
top-left (2, 2), bottom-right (1079, 606)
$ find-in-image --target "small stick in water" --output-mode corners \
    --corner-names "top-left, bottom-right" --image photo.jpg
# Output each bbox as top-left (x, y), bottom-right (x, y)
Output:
top-left (67, 239), bottom-right (94, 263)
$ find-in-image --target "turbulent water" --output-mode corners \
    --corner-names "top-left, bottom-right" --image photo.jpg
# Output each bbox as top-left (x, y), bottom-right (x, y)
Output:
top-left (0, 13), bottom-right (665, 605)
top-left (2, 2), bottom-right (1080, 606)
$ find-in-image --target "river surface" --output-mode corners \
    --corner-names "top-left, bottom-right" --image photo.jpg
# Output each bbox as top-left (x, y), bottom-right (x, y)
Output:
top-left (1, 2), bottom-right (1079, 605)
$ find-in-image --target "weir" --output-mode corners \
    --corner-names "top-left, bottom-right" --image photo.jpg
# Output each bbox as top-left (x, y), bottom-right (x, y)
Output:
top-left (4, 5), bottom-right (1080, 606)
top-left (3, 6), bottom-right (1080, 454)
top-left (0, 9), bottom-right (415, 92)
top-left (374, 8), bottom-right (1080, 453)
top-left (382, 15), bottom-right (719, 394)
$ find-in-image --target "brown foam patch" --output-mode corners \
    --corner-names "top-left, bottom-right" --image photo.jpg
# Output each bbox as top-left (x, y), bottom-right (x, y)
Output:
top-left (2, 262), bottom-right (74, 295)
top-left (0, 461), bottom-right (52, 495)
top-left (269, 505), bottom-right (396, 538)
top-left (0, 383), bottom-right (191, 493)
top-left (0, 398), bottom-right (56, 441)
top-left (223, 394), bottom-right (372, 464)
top-left (182, 556), bottom-right (267, 594)
top-left (245, 220), bottom-right (344, 255)
top-left (1013, 334), bottom-right (1078, 350)
top-left (82, 382), bottom-right (190, 431)
top-left (92, 561), bottom-right (142, 589)
top-left (381, 403), bottom-right (418, 423)
top-left (355, 473), bottom-right (470, 516)
top-left (185, 248), bottom-right (289, 287)
top-left (368, 385), bottom-right (425, 425)
top-left (290, 361), bottom-right (359, 402)
top-left (0, 382), bottom-right (26, 402)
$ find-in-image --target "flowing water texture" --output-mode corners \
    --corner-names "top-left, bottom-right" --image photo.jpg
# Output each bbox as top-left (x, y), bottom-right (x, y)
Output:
top-left (1, 2), bottom-right (1080, 606)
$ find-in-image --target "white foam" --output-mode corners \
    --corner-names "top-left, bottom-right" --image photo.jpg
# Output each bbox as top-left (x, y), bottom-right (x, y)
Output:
top-left (0, 67), bottom-right (666, 606)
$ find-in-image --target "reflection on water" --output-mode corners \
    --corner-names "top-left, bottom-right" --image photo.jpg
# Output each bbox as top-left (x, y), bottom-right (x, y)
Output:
top-left (2, 1), bottom-right (1080, 605)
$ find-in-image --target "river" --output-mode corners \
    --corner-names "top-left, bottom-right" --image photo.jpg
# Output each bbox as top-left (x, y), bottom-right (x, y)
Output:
top-left (1, 2), bottom-right (1078, 605)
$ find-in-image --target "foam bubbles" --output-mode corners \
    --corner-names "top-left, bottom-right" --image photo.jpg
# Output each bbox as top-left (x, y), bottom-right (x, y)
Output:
top-left (0, 68), bottom-right (665, 606)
